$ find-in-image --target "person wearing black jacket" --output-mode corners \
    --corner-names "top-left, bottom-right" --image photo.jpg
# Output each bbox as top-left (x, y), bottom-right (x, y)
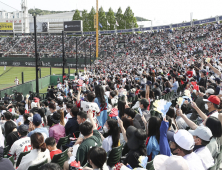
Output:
top-left (153, 82), bottom-right (161, 98)
top-left (65, 106), bottom-right (79, 137)
top-left (198, 70), bottom-right (207, 88)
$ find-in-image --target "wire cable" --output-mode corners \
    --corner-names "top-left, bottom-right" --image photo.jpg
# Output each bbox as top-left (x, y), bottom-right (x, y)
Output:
top-left (0, 1), bottom-right (20, 11)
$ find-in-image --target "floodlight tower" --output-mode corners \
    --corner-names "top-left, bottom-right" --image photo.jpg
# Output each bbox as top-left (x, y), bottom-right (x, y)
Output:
top-left (21, 0), bottom-right (29, 33)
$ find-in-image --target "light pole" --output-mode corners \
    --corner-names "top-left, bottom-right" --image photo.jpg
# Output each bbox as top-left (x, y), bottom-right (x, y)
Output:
top-left (34, 15), bottom-right (39, 96)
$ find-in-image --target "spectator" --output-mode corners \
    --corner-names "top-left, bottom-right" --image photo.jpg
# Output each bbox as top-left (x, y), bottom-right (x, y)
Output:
top-left (48, 112), bottom-right (66, 143)
top-left (102, 119), bottom-right (120, 152)
top-left (45, 137), bottom-right (62, 160)
top-left (169, 129), bottom-right (205, 170)
top-left (189, 126), bottom-right (214, 169)
top-left (8, 124), bottom-right (31, 163)
top-left (65, 106), bottom-right (79, 137)
top-left (17, 132), bottom-right (51, 170)
top-left (75, 110), bottom-right (102, 166)
top-left (16, 107), bottom-right (25, 126)
top-left (28, 114), bottom-right (49, 140)
top-left (94, 85), bottom-right (108, 126)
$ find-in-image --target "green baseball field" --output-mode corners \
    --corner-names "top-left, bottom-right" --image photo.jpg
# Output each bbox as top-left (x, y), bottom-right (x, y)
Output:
top-left (0, 66), bottom-right (77, 92)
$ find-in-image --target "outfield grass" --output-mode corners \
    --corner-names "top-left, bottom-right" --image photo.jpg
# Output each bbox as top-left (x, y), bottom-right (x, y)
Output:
top-left (0, 66), bottom-right (78, 90)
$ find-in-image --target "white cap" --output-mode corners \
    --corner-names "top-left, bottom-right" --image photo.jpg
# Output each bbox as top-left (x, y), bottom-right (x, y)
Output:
top-left (153, 155), bottom-right (189, 170)
top-left (205, 88), bottom-right (215, 95)
top-left (189, 126), bottom-right (212, 141)
top-left (174, 129), bottom-right (194, 150)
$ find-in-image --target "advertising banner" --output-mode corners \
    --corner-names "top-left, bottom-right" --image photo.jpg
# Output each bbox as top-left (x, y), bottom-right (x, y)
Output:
top-left (0, 58), bottom-right (96, 68)
top-left (0, 22), bottom-right (13, 32)
top-left (194, 18), bottom-right (216, 25)
top-left (29, 22), bottom-right (48, 33)
top-left (63, 21), bottom-right (82, 32)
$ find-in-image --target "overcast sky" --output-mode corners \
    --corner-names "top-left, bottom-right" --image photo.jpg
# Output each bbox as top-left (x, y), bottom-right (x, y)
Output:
top-left (1, 0), bottom-right (222, 25)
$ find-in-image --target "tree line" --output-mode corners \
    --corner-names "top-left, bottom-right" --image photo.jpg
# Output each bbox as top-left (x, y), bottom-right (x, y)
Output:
top-left (72, 7), bottom-right (139, 31)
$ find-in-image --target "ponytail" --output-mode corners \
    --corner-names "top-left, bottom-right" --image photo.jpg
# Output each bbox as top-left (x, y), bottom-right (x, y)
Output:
top-left (30, 132), bottom-right (46, 152)
top-left (39, 142), bottom-right (46, 152)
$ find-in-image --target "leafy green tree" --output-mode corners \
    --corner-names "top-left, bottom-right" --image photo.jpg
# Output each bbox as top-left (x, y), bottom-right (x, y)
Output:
top-left (106, 8), bottom-right (116, 30)
top-left (82, 10), bottom-right (89, 31)
top-left (115, 7), bottom-right (124, 30)
top-left (123, 6), bottom-right (138, 29)
top-left (88, 7), bottom-right (96, 31)
top-left (98, 7), bottom-right (107, 30)
top-left (72, 9), bottom-right (82, 20)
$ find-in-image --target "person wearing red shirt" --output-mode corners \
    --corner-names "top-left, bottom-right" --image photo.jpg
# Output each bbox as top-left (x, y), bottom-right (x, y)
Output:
top-left (45, 137), bottom-right (62, 160)
top-left (135, 85), bottom-right (140, 95)
top-left (186, 66), bottom-right (193, 78)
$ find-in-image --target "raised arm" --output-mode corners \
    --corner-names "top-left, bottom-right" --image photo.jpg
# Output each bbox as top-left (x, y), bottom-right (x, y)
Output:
top-left (117, 117), bottom-right (127, 143)
top-left (207, 62), bottom-right (222, 77)
top-left (190, 101), bottom-right (208, 120)
top-left (87, 109), bottom-right (97, 130)
top-left (77, 86), bottom-right (81, 103)
top-left (178, 109), bottom-right (198, 130)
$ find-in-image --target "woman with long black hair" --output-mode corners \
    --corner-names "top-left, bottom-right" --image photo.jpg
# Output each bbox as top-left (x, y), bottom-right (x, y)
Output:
top-left (102, 119), bottom-right (120, 152)
top-left (94, 85), bottom-right (108, 126)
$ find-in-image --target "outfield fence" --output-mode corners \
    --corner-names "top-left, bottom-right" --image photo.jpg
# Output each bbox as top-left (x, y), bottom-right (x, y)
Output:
top-left (0, 74), bottom-right (77, 98)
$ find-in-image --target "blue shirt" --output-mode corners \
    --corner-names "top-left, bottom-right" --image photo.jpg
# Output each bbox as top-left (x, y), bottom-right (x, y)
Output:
top-left (27, 127), bottom-right (49, 139)
top-left (94, 96), bottom-right (108, 126)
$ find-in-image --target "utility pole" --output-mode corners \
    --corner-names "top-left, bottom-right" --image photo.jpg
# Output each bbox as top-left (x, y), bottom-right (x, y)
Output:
top-left (34, 15), bottom-right (39, 96)
top-left (96, 0), bottom-right (98, 58)
top-left (85, 42), bottom-right (86, 68)
top-left (76, 37), bottom-right (78, 75)
top-left (90, 43), bottom-right (91, 68)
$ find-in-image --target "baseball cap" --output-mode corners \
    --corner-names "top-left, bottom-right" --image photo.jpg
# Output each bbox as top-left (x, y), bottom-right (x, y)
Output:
top-left (189, 126), bottom-right (212, 141)
top-left (153, 155), bottom-right (189, 170)
top-left (203, 95), bottom-right (220, 105)
top-left (17, 124), bottom-right (29, 134)
top-left (33, 114), bottom-right (42, 126)
top-left (205, 88), bottom-right (215, 95)
top-left (172, 129), bottom-right (194, 150)
top-left (200, 70), bottom-right (206, 74)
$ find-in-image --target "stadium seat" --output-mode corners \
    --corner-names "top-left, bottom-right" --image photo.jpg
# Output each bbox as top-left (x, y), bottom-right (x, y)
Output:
top-left (107, 144), bottom-right (123, 168)
top-left (8, 155), bottom-right (14, 165)
top-left (16, 150), bottom-right (31, 167)
top-left (57, 135), bottom-right (70, 150)
top-left (146, 160), bottom-right (154, 170)
top-left (27, 159), bottom-right (48, 170)
top-left (51, 149), bottom-right (68, 168)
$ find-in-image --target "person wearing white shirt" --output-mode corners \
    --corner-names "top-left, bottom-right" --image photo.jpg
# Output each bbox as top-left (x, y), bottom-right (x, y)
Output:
top-left (65, 103), bottom-right (73, 120)
top-left (189, 126), bottom-right (214, 169)
top-left (16, 107), bottom-right (25, 126)
top-left (14, 77), bottom-right (19, 85)
top-left (17, 132), bottom-right (51, 170)
top-left (169, 129), bottom-right (205, 170)
top-left (101, 119), bottom-right (120, 152)
top-left (8, 125), bottom-right (31, 163)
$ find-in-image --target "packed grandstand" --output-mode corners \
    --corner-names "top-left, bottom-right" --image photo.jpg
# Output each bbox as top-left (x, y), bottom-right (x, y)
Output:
top-left (1, 20), bottom-right (222, 170)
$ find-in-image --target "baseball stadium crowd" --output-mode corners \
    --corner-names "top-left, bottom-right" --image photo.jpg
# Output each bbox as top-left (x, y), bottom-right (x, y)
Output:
top-left (1, 22), bottom-right (222, 170)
